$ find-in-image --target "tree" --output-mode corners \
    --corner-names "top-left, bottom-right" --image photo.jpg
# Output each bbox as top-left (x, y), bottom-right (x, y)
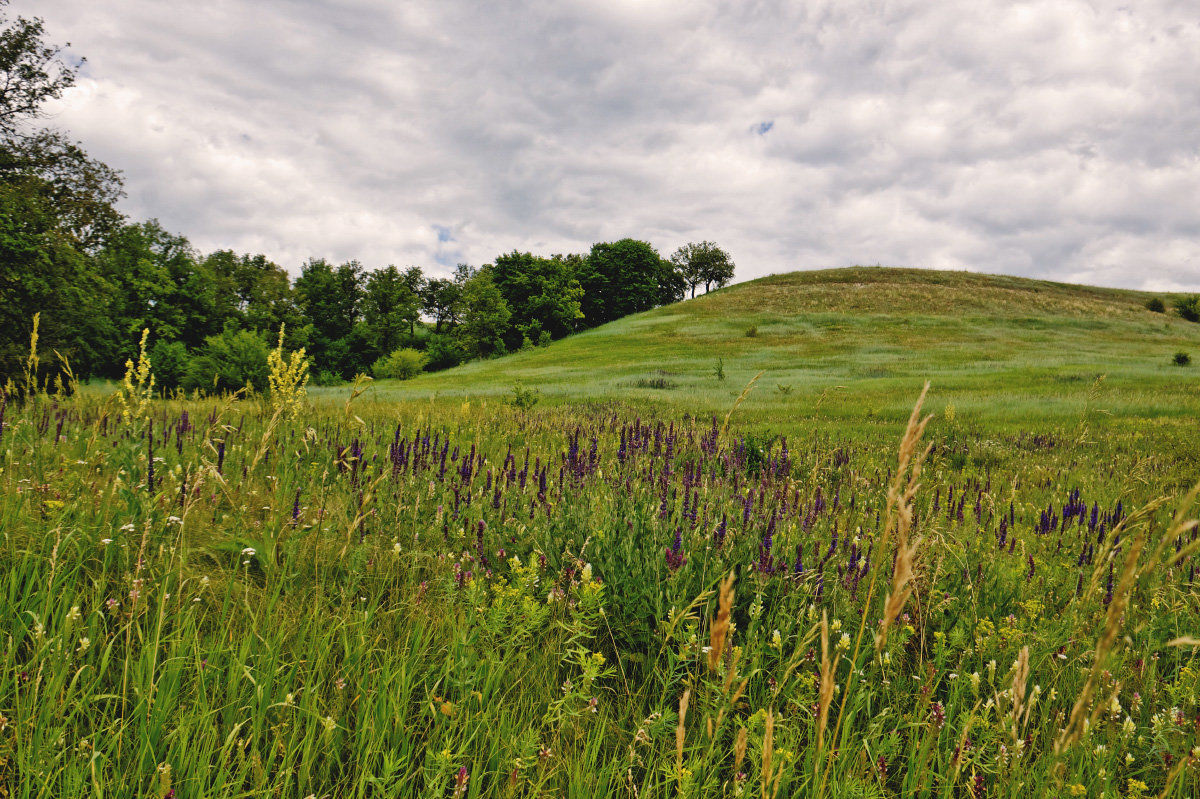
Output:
top-left (671, 241), bottom-right (735, 298)
top-left (1176, 295), bottom-right (1200, 323)
top-left (420, 277), bottom-right (463, 332)
top-left (362, 265), bottom-right (420, 356)
top-left (576, 239), bottom-right (676, 327)
top-left (0, 3), bottom-right (125, 383)
top-left (0, 2), bottom-right (79, 138)
top-left (97, 220), bottom-right (222, 361)
top-left (489, 250), bottom-right (584, 349)
top-left (0, 180), bottom-right (117, 381)
top-left (294, 258), bottom-right (364, 377)
top-left (203, 250), bottom-right (301, 336)
top-left (455, 269), bottom-right (510, 359)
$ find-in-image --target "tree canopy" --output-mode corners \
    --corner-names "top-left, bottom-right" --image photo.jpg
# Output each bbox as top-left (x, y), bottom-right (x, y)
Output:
top-left (671, 240), bottom-right (736, 298)
top-left (0, 2), bottom-right (739, 388)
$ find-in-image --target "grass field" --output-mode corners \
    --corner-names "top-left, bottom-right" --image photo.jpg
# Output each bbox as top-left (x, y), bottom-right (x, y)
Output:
top-left (349, 267), bottom-right (1200, 434)
top-left (4, 267), bottom-right (1200, 797)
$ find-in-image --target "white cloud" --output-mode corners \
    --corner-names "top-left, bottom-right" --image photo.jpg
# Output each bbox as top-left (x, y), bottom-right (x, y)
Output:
top-left (36, 0), bottom-right (1200, 289)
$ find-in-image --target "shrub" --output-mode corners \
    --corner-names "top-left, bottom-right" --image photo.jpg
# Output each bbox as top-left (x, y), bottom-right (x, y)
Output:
top-left (373, 348), bottom-right (426, 380)
top-left (745, 325), bottom-right (758, 338)
top-left (312, 369), bottom-right (342, 387)
top-left (424, 334), bottom-right (464, 372)
top-left (508, 382), bottom-right (539, 410)
top-left (1174, 352), bottom-right (1191, 366)
top-left (183, 328), bottom-right (269, 393)
top-left (149, 339), bottom-right (189, 390)
top-left (1145, 297), bottom-right (1166, 313)
top-left (713, 357), bottom-right (726, 382)
top-left (634, 376), bottom-right (676, 389)
top-left (1175, 295), bottom-right (1200, 323)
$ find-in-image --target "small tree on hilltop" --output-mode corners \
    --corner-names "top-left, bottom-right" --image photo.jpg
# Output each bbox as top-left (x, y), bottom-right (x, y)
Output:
top-left (670, 241), bottom-right (735, 298)
top-left (1175, 295), bottom-right (1200, 323)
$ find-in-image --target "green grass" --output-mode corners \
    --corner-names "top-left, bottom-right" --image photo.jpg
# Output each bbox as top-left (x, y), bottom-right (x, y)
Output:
top-left (350, 267), bottom-right (1200, 436)
top-left (3, 266), bottom-right (1200, 797)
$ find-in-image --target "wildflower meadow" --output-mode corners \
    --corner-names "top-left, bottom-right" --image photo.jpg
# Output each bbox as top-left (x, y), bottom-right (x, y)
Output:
top-left (2, 312), bottom-right (1200, 798)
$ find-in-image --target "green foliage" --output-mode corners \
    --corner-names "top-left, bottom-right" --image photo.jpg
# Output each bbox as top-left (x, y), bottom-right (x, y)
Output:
top-left (312, 368), bottom-right (343, 386)
top-left (0, 2), bottom-right (81, 136)
top-left (1145, 297), bottom-right (1166, 313)
top-left (98, 220), bottom-right (217, 356)
top-left (671, 240), bottom-right (736, 298)
top-left (577, 239), bottom-right (677, 326)
top-left (745, 324), bottom-right (758, 337)
top-left (489, 250), bottom-right (584, 350)
top-left (507, 382), bottom-right (540, 409)
top-left (712, 357), bottom-right (726, 382)
top-left (183, 325), bottom-right (270, 392)
top-left (1174, 351), bottom-right (1191, 366)
top-left (0, 4), bottom-right (125, 385)
top-left (423, 333), bottom-right (465, 371)
top-left (373, 347), bottom-right (427, 380)
top-left (294, 258), bottom-right (365, 378)
top-left (1175, 295), bottom-right (1200, 323)
top-left (202, 249), bottom-right (301, 335)
top-left (420, 275), bottom-right (465, 333)
top-left (363, 265), bottom-right (422, 359)
top-left (455, 269), bottom-right (510, 359)
top-left (633, 374), bottom-right (676, 389)
top-left (149, 338), bottom-right (189, 390)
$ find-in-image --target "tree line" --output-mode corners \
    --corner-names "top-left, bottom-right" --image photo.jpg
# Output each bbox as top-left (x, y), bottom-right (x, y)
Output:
top-left (0, 3), bottom-right (734, 390)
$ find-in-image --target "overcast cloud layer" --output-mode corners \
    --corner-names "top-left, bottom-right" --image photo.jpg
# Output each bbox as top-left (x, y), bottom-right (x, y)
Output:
top-left (34, 0), bottom-right (1200, 289)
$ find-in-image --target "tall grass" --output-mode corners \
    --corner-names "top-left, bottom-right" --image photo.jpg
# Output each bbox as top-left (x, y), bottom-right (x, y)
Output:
top-left (1, 372), bottom-right (1198, 796)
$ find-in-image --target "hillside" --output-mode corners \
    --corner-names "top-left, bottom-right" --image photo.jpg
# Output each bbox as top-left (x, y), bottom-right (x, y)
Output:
top-left (338, 266), bottom-right (1200, 432)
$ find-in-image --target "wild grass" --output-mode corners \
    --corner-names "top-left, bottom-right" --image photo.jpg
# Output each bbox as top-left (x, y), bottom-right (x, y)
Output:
top-left (2, 373), bottom-right (1199, 797)
top-left (3, 267), bottom-right (1200, 797)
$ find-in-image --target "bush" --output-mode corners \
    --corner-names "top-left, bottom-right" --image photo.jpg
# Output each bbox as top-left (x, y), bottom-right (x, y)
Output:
top-left (312, 369), bottom-right (342, 387)
top-left (508, 383), bottom-right (539, 410)
top-left (372, 348), bottom-right (426, 380)
top-left (424, 334), bottom-right (464, 372)
top-left (1174, 352), bottom-right (1191, 366)
top-left (745, 325), bottom-right (758, 338)
top-left (183, 328), bottom-right (269, 393)
top-left (1175, 295), bottom-right (1200, 323)
top-left (1145, 297), bottom-right (1166, 313)
top-left (149, 339), bottom-right (189, 390)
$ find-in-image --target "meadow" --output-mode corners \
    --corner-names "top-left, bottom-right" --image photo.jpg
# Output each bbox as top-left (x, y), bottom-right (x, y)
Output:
top-left (3, 268), bottom-right (1200, 798)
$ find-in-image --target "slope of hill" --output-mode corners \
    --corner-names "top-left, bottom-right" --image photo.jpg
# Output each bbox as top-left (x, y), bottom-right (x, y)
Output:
top-left (335, 267), bottom-right (1200, 432)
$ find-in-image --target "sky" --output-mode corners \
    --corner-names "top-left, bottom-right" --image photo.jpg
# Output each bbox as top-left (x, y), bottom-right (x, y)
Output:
top-left (33, 0), bottom-right (1200, 290)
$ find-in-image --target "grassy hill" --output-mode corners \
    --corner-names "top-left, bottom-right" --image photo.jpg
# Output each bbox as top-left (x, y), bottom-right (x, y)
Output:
top-left (333, 266), bottom-right (1200, 433)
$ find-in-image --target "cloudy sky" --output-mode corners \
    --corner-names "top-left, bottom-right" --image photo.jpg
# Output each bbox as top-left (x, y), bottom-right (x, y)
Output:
top-left (34, 0), bottom-right (1200, 289)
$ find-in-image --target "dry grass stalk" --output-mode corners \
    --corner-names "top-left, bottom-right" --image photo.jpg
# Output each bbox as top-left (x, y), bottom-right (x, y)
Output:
top-left (733, 726), bottom-right (748, 774)
top-left (675, 688), bottom-right (690, 774)
top-left (709, 571), bottom-right (736, 673)
top-left (761, 709), bottom-right (773, 799)
top-left (875, 381), bottom-right (933, 652)
top-left (760, 710), bottom-right (783, 799)
top-left (1008, 646), bottom-right (1030, 745)
top-left (816, 611), bottom-right (838, 756)
top-left (723, 649), bottom-right (744, 697)
top-left (718, 371), bottom-right (765, 452)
